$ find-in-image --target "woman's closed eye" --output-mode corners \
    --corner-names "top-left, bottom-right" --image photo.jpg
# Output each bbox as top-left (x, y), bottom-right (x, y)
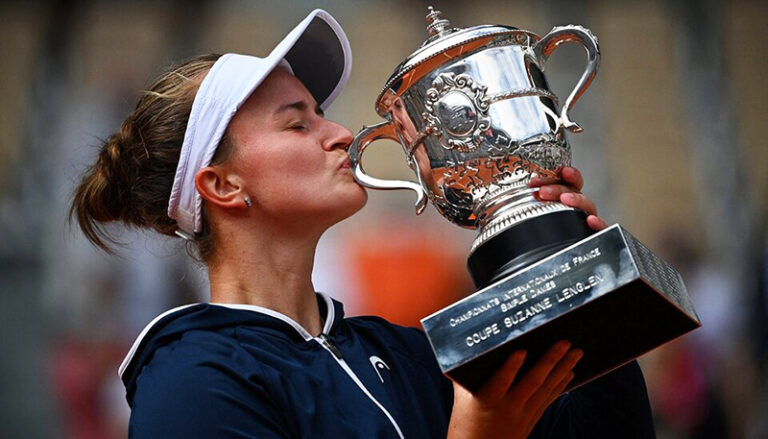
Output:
top-left (287, 120), bottom-right (309, 131)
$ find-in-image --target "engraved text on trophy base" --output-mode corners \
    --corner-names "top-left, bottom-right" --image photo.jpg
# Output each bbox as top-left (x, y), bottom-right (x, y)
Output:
top-left (435, 244), bottom-right (607, 349)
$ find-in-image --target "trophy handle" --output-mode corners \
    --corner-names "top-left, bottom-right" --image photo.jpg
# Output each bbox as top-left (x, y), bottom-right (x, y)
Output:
top-left (348, 121), bottom-right (428, 214)
top-left (533, 25), bottom-right (600, 134)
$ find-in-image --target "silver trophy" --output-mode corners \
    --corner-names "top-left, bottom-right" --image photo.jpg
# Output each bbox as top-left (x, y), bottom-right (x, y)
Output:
top-left (349, 8), bottom-right (700, 391)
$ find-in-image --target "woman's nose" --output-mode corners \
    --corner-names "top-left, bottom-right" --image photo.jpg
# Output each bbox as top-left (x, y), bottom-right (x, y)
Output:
top-left (323, 120), bottom-right (354, 151)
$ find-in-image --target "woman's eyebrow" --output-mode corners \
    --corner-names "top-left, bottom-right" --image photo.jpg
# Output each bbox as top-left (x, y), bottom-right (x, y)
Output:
top-left (273, 100), bottom-right (324, 117)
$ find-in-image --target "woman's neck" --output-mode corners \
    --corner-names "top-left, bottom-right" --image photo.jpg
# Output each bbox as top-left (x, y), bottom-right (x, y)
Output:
top-left (207, 225), bottom-right (324, 336)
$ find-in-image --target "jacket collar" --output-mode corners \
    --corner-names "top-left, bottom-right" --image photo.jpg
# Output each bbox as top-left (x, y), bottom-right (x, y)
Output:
top-left (119, 292), bottom-right (343, 381)
top-left (211, 292), bottom-right (338, 341)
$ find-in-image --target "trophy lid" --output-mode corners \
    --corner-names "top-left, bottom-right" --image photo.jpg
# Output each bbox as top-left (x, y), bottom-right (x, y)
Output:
top-left (376, 7), bottom-right (541, 116)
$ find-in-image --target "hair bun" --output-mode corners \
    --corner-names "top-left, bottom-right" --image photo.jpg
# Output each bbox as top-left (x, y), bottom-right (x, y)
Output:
top-left (94, 129), bottom-right (134, 222)
top-left (70, 53), bottom-right (221, 254)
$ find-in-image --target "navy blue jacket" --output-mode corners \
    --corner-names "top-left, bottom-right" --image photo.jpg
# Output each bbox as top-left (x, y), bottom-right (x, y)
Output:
top-left (120, 293), bottom-right (655, 438)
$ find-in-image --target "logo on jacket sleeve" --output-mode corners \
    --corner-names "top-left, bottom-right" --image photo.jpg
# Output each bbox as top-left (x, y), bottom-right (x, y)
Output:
top-left (369, 356), bottom-right (390, 383)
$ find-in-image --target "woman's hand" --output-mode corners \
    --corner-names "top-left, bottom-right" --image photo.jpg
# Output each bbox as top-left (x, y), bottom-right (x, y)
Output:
top-left (447, 341), bottom-right (583, 439)
top-left (529, 166), bottom-right (607, 231)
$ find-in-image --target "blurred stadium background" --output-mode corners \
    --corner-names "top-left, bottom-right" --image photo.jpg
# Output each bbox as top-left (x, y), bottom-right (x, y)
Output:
top-left (1, 0), bottom-right (767, 437)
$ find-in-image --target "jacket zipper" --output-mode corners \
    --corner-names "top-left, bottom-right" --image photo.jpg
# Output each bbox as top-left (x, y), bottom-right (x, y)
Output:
top-left (315, 334), bottom-right (405, 439)
top-left (316, 333), bottom-right (344, 358)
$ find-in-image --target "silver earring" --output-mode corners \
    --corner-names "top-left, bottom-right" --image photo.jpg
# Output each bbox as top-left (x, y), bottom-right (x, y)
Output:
top-left (244, 197), bottom-right (253, 208)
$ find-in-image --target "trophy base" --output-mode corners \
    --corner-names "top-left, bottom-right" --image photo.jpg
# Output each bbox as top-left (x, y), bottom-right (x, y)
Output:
top-left (468, 209), bottom-right (594, 289)
top-left (421, 225), bottom-right (701, 392)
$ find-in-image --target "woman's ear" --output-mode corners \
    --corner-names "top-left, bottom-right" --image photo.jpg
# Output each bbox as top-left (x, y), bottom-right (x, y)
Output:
top-left (194, 166), bottom-right (249, 209)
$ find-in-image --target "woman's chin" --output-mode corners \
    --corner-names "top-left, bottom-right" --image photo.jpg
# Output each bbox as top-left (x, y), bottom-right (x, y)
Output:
top-left (329, 189), bottom-right (368, 225)
top-left (337, 191), bottom-right (368, 221)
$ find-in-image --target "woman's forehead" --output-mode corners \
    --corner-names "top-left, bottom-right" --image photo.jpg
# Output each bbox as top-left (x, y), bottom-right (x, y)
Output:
top-left (243, 68), bottom-right (316, 114)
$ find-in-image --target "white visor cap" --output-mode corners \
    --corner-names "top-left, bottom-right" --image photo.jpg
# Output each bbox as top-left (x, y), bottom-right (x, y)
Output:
top-left (167, 9), bottom-right (352, 239)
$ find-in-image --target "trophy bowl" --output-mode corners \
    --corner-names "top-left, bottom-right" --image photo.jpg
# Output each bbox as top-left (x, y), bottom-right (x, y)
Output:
top-left (348, 7), bottom-right (700, 391)
top-left (349, 7), bottom-right (600, 287)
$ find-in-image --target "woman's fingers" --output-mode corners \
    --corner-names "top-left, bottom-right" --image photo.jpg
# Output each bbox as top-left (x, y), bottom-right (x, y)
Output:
top-left (560, 167), bottom-right (584, 191)
top-left (529, 167), bottom-right (584, 191)
top-left (536, 184), bottom-right (571, 201)
top-left (477, 350), bottom-right (527, 402)
top-left (586, 214), bottom-right (608, 231)
top-left (537, 186), bottom-right (598, 217)
top-left (560, 192), bottom-right (598, 216)
top-left (529, 174), bottom-right (560, 187)
top-left (526, 371), bottom-right (575, 433)
top-left (531, 168), bottom-right (608, 231)
top-left (446, 343), bottom-right (581, 439)
top-left (523, 349), bottom-right (582, 413)
top-left (508, 341), bottom-right (571, 403)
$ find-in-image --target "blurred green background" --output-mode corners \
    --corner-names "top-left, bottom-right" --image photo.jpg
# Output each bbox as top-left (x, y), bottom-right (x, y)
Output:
top-left (1, 0), bottom-right (767, 437)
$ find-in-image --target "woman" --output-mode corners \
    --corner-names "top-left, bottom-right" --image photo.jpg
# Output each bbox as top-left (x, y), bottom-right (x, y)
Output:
top-left (71, 9), bottom-right (654, 438)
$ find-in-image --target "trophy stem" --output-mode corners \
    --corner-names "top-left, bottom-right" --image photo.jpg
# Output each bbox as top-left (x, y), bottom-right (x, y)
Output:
top-left (467, 209), bottom-right (593, 289)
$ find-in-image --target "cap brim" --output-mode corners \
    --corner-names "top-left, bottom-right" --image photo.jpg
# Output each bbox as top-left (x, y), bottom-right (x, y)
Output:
top-left (266, 9), bottom-right (352, 110)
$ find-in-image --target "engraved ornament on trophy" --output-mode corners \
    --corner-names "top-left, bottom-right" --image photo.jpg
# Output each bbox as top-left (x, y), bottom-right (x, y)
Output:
top-left (348, 7), bottom-right (701, 391)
